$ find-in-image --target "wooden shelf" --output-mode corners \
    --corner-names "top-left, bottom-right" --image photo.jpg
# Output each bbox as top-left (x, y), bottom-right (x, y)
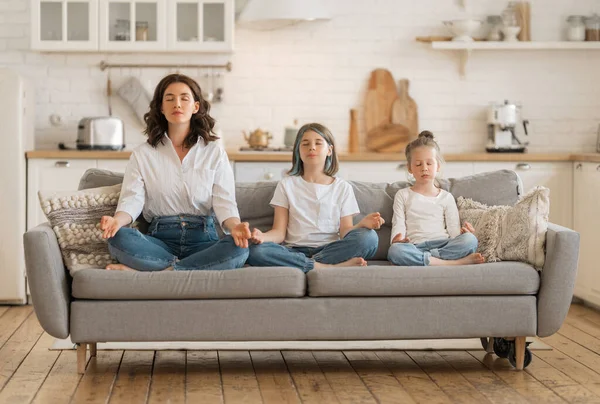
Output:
top-left (427, 41), bottom-right (600, 77)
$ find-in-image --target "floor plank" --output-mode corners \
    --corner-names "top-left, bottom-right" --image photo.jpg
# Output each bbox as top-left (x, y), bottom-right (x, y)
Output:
top-left (31, 351), bottom-right (83, 404)
top-left (0, 307), bottom-right (33, 350)
top-left (558, 322), bottom-right (600, 357)
top-left (282, 350), bottom-right (339, 404)
top-left (219, 350), bottom-right (262, 404)
top-left (312, 351), bottom-right (377, 404)
top-left (468, 350), bottom-right (566, 404)
top-left (250, 351), bottom-right (300, 404)
top-left (541, 333), bottom-right (600, 382)
top-left (108, 350), bottom-right (154, 404)
top-left (186, 351), bottom-right (223, 404)
top-left (375, 350), bottom-right (453, 404)
top-left (408, 351), bottom-right (491, 404)
top-left (147, 350), bottom-right (185, 404)
top-left (438, 351), bottom-right (528, 404)
top-left (0, 311), bottom-right (43, 390)
top-left (0, 307), bottom-right (9, 318)
top-left (343, 351), bottom-right (417, 404)
top-left (70, 350), bottom-right (123, 404)
top-left (0, 332), bottom-right (59, 404)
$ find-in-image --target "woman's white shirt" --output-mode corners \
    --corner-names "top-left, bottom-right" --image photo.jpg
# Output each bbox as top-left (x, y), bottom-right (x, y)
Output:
top-left (116, 135), bottom-right (239, 225)
top-left (270, 176), bottom-right (360, 248)
top-left (391, 187), bottom-right (461, 245)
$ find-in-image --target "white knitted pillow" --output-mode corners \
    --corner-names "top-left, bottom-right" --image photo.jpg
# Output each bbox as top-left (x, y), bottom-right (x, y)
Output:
top-left (38, 184), bottom-right (122, 275)
top-left (457, 186), bottom-right (549, 269)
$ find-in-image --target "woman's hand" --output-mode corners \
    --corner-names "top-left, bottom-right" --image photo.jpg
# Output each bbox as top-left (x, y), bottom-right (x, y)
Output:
top-left (250, 228), bottom-right (264, 244)
top-left (231, 222), bottom-right (251, 248)
top-left (359, 212), bottom-right (385, 230)
top-left (460, 221), bottom-right (476, 234)
top-left (100, 216), bottom-right (122, 239)
top-left (391, 233), bottom-right (410, 244)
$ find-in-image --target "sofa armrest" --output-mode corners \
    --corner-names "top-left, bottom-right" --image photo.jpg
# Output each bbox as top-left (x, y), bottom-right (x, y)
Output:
top-left (537, 223), bottom-right (580, 337)
top-left (23, 223), bottom-right (71, 338)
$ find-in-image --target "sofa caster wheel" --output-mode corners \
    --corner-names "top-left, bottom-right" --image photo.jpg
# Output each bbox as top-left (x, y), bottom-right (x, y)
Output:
top-left (508, 345), bottom-right (532, 369)
top-left (493, 337), bottom-right (511, 358)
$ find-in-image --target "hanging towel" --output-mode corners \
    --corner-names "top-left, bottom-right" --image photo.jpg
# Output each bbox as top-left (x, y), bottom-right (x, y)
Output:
top-left (117, 77), bottom-right (152, 125)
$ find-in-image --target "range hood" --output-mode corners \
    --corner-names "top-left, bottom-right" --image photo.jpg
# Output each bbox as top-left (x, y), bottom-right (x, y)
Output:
top-left (236, 0), bottom-right (330, 30)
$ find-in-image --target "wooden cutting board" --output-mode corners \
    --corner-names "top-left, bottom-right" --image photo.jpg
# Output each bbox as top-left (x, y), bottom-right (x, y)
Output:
top-left (391, 79), bottom-right (419, 139)
top-left (348, 109), bottom-right (359, 153)
top-left (366, 123), bottom-right (411, 152)
top-left (364, 69), bottom-right (398, 134)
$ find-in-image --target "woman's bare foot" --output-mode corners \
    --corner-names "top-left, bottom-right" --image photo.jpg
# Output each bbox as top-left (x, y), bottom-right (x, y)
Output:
top-left (314, 257), bottom-right (367, 269)
top-left (105, 263), bottom-right (137, 271)
top-left (429, 253), bottom-right (485, 266)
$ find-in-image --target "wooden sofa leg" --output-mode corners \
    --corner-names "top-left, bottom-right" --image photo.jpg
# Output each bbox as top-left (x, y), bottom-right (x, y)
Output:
top-left (90, 343), bottom-right (97, 357)
top-left (515, 336), bottom-right (526, 370)
top-left (77, 343), bottom-right (87, 374)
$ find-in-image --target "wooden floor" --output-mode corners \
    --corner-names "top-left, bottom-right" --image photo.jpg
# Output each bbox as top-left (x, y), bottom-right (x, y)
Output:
top-left (1, 304), bottom-right (600, 403)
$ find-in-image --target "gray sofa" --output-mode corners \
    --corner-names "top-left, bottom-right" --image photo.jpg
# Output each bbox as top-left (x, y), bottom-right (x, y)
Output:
top-left (23, 169), bottom-right (580, 374)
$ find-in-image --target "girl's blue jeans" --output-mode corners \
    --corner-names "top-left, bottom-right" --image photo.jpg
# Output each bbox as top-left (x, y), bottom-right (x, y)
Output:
top-left (387, 232), bottom-right (478, 266)
top-left (247, 228), bottom-right (379, 273)
top-left (107, 215), bottom-right (249, 271)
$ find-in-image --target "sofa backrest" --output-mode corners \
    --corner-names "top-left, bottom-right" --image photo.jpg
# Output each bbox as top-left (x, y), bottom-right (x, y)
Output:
top-left (78, 168), bottom-right (522, 260)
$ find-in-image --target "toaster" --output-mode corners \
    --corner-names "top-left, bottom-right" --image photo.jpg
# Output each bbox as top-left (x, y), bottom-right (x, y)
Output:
top-left (77, 117), bottom-right (125, 150)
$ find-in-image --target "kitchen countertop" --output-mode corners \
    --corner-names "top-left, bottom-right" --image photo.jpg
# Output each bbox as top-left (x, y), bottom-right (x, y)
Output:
top-left (25, 150), bottom-right (600, 163)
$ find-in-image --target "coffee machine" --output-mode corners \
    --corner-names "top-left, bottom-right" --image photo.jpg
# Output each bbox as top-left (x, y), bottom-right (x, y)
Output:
top-left (486, 100), bottom-right (529, 153)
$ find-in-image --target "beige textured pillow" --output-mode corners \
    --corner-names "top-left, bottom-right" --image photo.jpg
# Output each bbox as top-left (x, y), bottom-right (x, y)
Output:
top-left (38, 184), bottom-right (122, 275)
top-left (457, 186), bottom-right (549, 269)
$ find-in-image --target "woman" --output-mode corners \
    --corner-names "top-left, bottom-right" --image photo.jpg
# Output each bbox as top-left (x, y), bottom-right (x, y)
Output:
top-left (100, 73), bottom-right (250, 271)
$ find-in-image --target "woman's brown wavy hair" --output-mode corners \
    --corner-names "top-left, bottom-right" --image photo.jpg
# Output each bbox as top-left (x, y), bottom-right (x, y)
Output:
top-left (144, 73), bottom-right (218, 148)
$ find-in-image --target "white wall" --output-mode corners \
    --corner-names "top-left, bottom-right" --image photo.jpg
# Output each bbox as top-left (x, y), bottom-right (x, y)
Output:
top-left (0, 0), bottom-right (599, 153)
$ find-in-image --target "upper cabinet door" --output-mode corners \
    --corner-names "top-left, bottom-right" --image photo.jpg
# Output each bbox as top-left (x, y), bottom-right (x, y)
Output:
top-left (99, 0), bottom-right (167, 51)
top-left (167, 0), bottom-right (234, 52)
top-left (31, 0), bottom-right (98, 51)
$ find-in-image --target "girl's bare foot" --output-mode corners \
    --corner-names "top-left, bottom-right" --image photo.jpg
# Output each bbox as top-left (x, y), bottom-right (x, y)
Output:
top-left (429, 253), bottom-right (485, 266)
top-left (105, 263), bottom-right (136, 271)
top-left (314, 257), bottom-right (367, 269)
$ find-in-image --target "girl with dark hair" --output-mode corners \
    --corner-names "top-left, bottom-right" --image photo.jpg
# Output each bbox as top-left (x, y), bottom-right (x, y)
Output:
top-left (387, 131), bottom-right (484, 266)
top-left (246, 123), bottom-right (381, 272)
top-left (99, 73), bottom-right (250, 271)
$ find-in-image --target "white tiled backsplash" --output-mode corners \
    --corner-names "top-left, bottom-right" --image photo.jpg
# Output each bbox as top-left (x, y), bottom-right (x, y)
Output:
top-left (1, 0), bottom-right (599, 153)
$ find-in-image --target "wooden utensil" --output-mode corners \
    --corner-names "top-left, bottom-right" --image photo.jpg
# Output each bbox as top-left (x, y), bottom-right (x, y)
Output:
top-left (516, 2), bottom-right (531, 41)
top-left (364, 69), bottom-right (398, 134)
top-left (348, 109), bottom-right (359, 153)
top-left (391, 79), bottom-right (419, 139)
top-left (366, 123), bottom-right (411, 152)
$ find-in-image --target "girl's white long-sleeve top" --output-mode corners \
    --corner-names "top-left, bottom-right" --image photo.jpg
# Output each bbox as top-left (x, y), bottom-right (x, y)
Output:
top-left (391, 187), bottom-right (461, 245)
top-left (116, 135), bottom-right (239, 225)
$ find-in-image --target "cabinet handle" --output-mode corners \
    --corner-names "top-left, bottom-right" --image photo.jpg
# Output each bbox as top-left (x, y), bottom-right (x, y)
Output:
top-left (576, 163), bottom-right (583, 170)
top-left (54, 161), bottom-right (70, 168)
top-left (264, 172), bottom-right (274, 180)
top-left (516, 163), bottom-right (531, 170)
top-left (397, 163), bottom-right (407, 170)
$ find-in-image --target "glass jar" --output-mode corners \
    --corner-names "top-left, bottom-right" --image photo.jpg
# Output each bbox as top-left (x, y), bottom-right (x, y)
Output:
top-left (585, 14), bottom-right (600, 41)
top-left (567, 15), bottom-right (586, 41)
top-left (486, 15), bottom-right (503, 41)
top-left (135, 21), bottom-right (148, 41)
top-left (501, 2), bottom-right (518, 27)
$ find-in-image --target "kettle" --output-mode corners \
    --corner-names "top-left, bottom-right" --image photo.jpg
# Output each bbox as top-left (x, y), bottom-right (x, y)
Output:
top-left (243, 129), bottom-right (272, 148)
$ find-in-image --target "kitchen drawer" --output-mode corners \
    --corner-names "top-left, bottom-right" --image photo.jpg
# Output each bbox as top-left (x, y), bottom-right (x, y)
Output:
top-left (234, 162), bottom-right (292, 183)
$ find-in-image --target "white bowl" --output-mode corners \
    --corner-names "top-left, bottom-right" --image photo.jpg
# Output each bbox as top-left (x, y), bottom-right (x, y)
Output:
top-left (443, 19), bottom-right (483, 41)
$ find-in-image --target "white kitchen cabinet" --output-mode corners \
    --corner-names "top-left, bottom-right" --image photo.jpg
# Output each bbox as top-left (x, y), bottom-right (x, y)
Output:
top-left (337, 162), bottom-right (409, 183)
top-left (234, 162), bottom-right (291, 182)
top-left (98, 0), bottom-right (167, 51)
top-left (31, 0), bottom-right (233, 52)
top-left (168, 0), bottom-right (234, 52)
top-left (473, 162), bottom-right (573, 228)
top-left (97, 158), bottom-right (129, 172)
top-left (31, 0), bottom-right (99, 51)
top-left (573, 162), bottom-right (600, 305)
top-left (27, 159), bottom-right (97, 229)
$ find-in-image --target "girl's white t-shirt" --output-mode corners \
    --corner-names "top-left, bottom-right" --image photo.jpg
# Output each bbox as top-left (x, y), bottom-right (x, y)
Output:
top-left (270, 176), bottom-right (360, 248)
top-left (391, 188), bottom-right (461, 245)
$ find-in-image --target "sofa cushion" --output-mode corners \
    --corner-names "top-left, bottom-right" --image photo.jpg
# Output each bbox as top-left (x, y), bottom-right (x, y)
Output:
top-left (307, 262), bottom-right (540, 297)
top-left (450, 169), bottom-right (522, 206)
top-left (78, 168), bottom-right (125, 190)
top-left (72, 267), bottom-right (306, 299)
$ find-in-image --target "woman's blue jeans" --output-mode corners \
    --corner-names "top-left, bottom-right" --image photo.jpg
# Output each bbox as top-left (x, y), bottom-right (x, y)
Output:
top-left (387, 232), bottom-right (478, 266)
top-left (107, 215), bottom-right (248, 271)
top-left (247, 228), bottom-right (379, 273)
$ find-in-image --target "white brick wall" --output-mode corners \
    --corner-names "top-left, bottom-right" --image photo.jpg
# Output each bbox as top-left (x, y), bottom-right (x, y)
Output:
top-left (1, 0), bottom-right (599, 153)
